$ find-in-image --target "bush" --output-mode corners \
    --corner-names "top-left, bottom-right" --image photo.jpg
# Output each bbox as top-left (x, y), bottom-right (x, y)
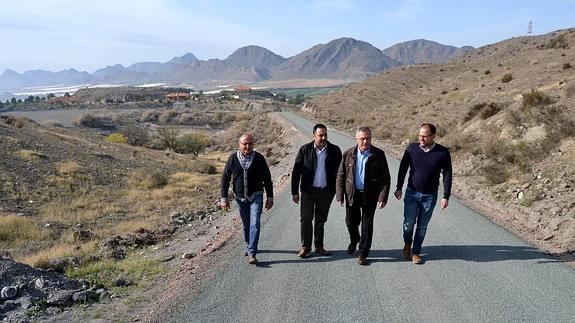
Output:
top-left (500, 73), bottom-right (513, 83)
top-left (105, 133), bottom-right (128, 144)
top-left (176, 133), bottom-right (208, 156)
top-left (120, 121), bottom-right (149, 146)
top-left (479, 103), bottom-right (502, 119)
top-left (130, 170), bottom-right (168, 189)
top-left (563, 62), bottom-right (572, 70)
top-left (155, 126), bottom-right (180, 150)
top-left (522, 89), bottom-right (554, 107)
top-left (16, 149), bottom-right (46, 160)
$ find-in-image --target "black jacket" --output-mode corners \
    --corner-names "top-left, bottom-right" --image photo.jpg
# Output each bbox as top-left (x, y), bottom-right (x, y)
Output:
top-left (220, 151), bottom-right (273, 200)
top-left (291, 141), bottom-right (342, 195)
top-left (336, 145), bottom-right (391, 206)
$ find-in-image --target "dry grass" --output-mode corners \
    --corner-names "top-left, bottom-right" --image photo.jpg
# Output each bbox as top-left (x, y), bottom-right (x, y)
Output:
top-left (16, 149), bottom-right (46, 160)
top-left (0, 214), bottom-right (51, 249)
top-left (20, 243), bottom-right (97, 268)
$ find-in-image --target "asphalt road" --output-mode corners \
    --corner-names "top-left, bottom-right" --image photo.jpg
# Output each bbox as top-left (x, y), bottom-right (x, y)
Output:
top-left (163, 112), bottom-right (575, 322)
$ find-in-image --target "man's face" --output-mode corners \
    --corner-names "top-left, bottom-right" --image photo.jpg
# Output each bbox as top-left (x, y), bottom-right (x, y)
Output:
top-left (238, 135), bottom-right (254, 155)
top-left (313, 127), bottom-right (328, 148)
top-left (419, 127), bottom-right (435, 147)
top-left (356, 130), bottom-right (371, 151)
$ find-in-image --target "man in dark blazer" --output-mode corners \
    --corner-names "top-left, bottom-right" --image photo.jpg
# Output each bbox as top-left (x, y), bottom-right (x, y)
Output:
top-left (291, 124), bottom-right (342, 258)
top-left (336, 126), bottom-right (390, 265)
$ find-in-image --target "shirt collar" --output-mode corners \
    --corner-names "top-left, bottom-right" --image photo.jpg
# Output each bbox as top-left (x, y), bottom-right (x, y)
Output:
top-left (314, 142), bottom-right (327, 152)
top-left (420, 143), bottom-right (436, 153)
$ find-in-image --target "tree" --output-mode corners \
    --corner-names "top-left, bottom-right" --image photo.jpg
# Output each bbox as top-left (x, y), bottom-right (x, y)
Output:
top-left (274, 93), bottom-right (287, 102)
top-left (120, 121), bottom-right (149, 146)
top-left (156, 126), bottom-right (180, 150)
top-left (176, 133), bottom-right (209, 156)
top-left (47, 93), bottom-right (56, 99)
top-left (10, 98), bottom-right (17, 105)
top-left (64, 92), bottom-right (71, 98)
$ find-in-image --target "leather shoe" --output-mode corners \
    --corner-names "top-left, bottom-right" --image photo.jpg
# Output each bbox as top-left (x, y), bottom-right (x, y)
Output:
top-left (347, 242), bottom-right (357, 255)
top-left (402, 243), bottom-right (411, 259)
top-left (297, 247), bottom-right (310, 258)
top-left (412, 254), bottom-right (423, 264)
top-left (248, 255), bottom-right (258, 264)
top-left (357, 256), bottom-right (368, 265)
top-left (315, 247), bottom-right (330, 256)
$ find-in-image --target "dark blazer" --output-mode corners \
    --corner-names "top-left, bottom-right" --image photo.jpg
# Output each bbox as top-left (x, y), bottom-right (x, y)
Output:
top-left (220, 151), bottom-right (273, 200)
top-left (291, 141), bottom-right (342, 195)
top-left (336, 145), bottom-right (391, 206)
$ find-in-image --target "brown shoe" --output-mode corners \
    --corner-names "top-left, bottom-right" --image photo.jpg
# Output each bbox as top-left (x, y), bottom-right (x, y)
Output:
top-left (248, 255), bottom-right (258, 264)
top-left (357, 256), bottom-right (368, 266)
top-left (403, 243), bottom-right (411, 259)
top-left (297, 247), bottom-right (310, 258)
top-left (412, 254), bottom-right (423, 264)
top-left (315, 247), bottom-right (330, 256)
top-left (347, 242), bottom-right (357, 255)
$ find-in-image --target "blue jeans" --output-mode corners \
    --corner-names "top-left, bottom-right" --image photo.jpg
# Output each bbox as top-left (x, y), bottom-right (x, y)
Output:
top-left (403, 188), bottom-right (438, 255)
top-left (236, 194), bottom-right (263, 256)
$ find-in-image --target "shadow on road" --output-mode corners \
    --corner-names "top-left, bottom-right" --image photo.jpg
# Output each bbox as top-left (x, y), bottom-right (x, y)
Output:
top-left (255, 245), bottom-right (560, 267)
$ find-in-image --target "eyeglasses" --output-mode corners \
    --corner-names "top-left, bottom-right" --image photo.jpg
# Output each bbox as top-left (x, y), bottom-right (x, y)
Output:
top-left (240, 142), bottom-right (253, 146)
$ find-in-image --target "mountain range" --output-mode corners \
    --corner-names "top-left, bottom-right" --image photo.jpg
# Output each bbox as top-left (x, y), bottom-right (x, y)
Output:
top-left (0, 38), bottom-right (473, 95)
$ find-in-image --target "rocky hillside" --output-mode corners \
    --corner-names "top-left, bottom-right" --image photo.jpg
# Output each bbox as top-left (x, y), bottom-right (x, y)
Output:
top-left (383, 39), bottom-right (473, 64)
top-left (304, 28), bottom-right (575, 257)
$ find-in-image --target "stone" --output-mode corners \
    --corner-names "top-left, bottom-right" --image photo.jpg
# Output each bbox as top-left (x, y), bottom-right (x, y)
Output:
top-left (47, 290), bottom-right (75, 307)
top-left (34, 277), bottom-right (46, 289)
top-left (112, 278), bottom-right (132, 287)
top-left (1, 286), bottom-right (18, 300)
top-left (181, 253), bottom-right (195, 259)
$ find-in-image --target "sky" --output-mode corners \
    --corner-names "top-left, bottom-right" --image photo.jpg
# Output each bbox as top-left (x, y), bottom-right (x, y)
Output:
top-left (1, 0), bottom-right (574, 74)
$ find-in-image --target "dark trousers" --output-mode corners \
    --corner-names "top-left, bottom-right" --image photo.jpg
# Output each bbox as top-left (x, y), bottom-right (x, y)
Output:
top-left (345, 192), bottom-right (376, 257)
top-left (300, 188), bottom-right (334, 249)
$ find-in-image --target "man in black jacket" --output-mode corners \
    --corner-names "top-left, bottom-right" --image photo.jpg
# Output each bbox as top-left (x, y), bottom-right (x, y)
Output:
top-left (291, 124), bottom-right (342, 258)
top-left (336, 126), bottom-right (390, 265)
top-left (221, 133), bottom-right (273, 264)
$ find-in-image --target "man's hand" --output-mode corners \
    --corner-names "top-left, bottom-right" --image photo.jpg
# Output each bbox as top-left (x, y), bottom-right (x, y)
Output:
top-left (220, 200), bottom-right (230, 211)
top-left (337, 199), bottom-right (344, 207)
top-left (440, 198), bottom-right (449, 210)
top-left (394, 190), bottom-right (402, 200)
top-left (292, 194), bottom-right (299, 204)
top-left (265, 199), bottom-right (274, 210)
top-left (377, 201), bottom-right (386, 209)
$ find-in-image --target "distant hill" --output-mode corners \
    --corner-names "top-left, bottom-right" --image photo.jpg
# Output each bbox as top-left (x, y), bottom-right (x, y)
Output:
top-left (0, 37), bottom-right (472, 93)
top-left (224, 45), bottom-right (287, 69)
top-left (382, 39), bottom-right (473, 64)
top-left (272, 38), bottom-right (399, 80)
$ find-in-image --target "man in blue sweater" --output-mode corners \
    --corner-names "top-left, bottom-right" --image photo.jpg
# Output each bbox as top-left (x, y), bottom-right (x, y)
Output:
top-left (394, 123), bottom-right (452, 264)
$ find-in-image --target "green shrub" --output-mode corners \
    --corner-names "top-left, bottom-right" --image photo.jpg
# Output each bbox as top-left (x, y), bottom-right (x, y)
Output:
top-left (105, 133), bottom-right (128, 144)
top-left (176, 133), bottom-right (208, 156)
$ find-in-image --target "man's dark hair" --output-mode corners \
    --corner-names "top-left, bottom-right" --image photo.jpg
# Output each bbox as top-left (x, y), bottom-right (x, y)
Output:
top-left (420, 123), bottom-right (436, 135)
top-left (313, 123), bottom-right (327, 134)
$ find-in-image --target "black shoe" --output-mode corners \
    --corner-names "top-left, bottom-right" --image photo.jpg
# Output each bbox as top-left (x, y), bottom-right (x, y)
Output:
top-left (347, 242), bottom-right (357, 255)
top-left (315, 247), bottom-right (330, 256)
top-left (357, 256), bottom-right (368, 265)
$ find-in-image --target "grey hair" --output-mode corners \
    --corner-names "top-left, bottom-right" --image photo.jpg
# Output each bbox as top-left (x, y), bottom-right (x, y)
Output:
top-left (355, 126), bottom-right (372, 136)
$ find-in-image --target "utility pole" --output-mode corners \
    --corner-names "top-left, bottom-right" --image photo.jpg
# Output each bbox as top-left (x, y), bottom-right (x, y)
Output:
top-left (527, 21), bottom-right (532, 34)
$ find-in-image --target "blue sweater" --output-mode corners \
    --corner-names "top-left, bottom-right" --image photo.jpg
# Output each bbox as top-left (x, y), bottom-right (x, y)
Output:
top-left (396, 143), bottom-right (452, 199)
